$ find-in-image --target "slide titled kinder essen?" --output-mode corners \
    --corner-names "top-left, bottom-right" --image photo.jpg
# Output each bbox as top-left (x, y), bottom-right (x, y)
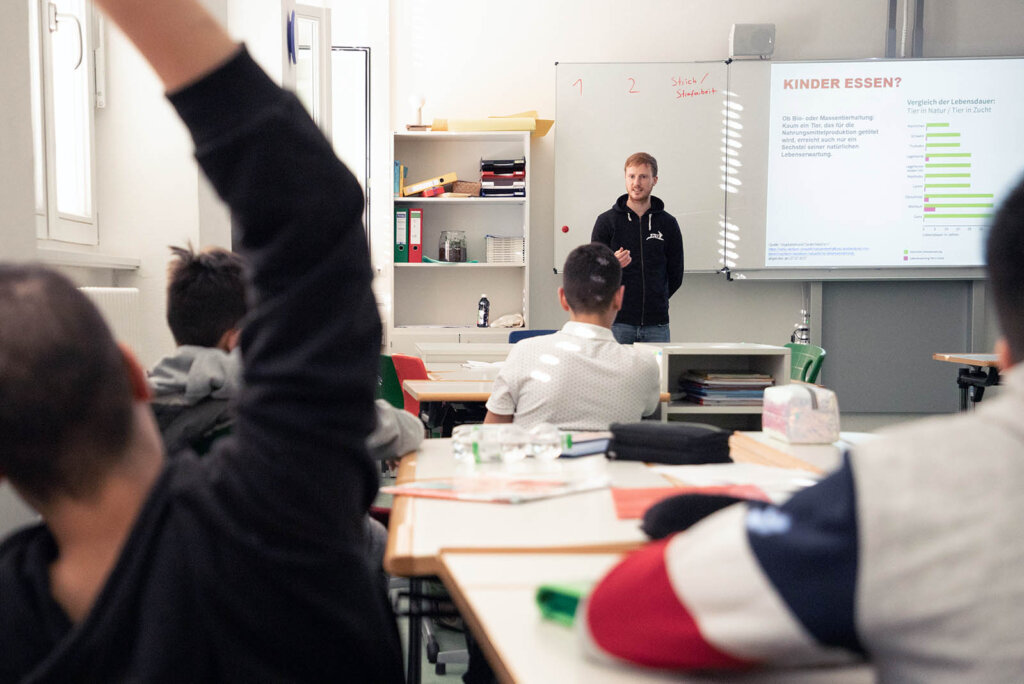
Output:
top-left (765, 59), bottom-right (1024, 268)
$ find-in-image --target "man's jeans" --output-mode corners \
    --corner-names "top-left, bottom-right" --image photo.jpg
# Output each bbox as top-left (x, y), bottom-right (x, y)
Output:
top-left (611, 322), bottom-right (670, 345)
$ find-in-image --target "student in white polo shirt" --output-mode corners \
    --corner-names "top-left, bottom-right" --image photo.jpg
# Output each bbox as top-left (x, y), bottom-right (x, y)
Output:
top-left (484, 242), bottom-right (660, 430)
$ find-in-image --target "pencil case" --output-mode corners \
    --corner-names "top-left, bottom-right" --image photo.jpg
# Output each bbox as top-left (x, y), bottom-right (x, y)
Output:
top-left (761, 384), bottom-right (840, 444)
top-left (606, 422), bottom-right (731, 465)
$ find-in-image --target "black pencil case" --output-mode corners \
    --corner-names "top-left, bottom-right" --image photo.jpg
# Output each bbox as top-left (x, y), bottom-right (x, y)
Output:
top-left (606, 422), bottom-right (731, 465)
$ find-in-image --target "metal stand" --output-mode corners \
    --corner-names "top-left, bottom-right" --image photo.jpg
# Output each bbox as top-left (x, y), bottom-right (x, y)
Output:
top-left (394, 578), bottom-right (463, 682)
top-left (957, 365), bottom-right (1000, 411)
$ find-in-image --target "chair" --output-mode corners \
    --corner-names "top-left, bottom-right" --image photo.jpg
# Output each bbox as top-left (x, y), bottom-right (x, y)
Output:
top-left (391, 353), bottom-right (485, 438)
top-left (391, 353), bottom-right (430, 418)
top-left (376, 355), bottom-right (405, 409)
top-left (509, 329), bottom-right (557, 343)
top-left (785, 343), bottom-right (826, 384)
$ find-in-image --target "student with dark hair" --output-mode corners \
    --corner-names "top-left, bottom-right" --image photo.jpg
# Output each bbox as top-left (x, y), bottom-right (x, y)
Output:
top-left (592, 151), bottom-right (684, 344)
top-left (0, 266), bottom-right (135, 502)
top-left (149, 244), bottom-right (248, 454)
top-left (485, 242), bottom-right (660, 430)
top-left (581, 176), bottom-right (1024, 681)
top-left (165, 244), bottom-right (248, 349)
top-left (0, 0), bottom-right (404, 680)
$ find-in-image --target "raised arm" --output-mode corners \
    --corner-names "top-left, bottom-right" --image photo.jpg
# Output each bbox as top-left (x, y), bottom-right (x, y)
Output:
top-left (97, 0), bottom-right (381, 533)
top-left (92, 0), bottom-right (237, 92)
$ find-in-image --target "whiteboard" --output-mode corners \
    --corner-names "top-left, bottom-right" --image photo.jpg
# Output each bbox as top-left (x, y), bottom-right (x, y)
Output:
top-left (554, 62), bottom-right (728, 272)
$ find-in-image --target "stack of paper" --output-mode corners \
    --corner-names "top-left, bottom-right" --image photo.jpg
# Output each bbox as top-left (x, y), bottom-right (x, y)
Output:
top-left (677, 370), bottom-right (775, 406)
top-left (480, 158), bottom-right (526, 197)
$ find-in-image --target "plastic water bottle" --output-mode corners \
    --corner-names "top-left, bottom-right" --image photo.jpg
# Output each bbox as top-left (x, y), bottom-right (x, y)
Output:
top-left (477, 294), bottom-right (490, 328)
top-left (791, 309), bottom-right (810, 344)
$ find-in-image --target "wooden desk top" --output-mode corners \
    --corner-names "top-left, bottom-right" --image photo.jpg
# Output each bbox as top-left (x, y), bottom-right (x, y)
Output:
top-left (384, 439), bottom-right (670, 577)
top-left (932, 352), bottom-right (999, 367)
top-left (729, 431), bottom-right (876, 475)
top-left (403, 379), bottom-right (670, 403)
top-left (403, 380), bottom-right (493, 402)
top-left (426, 368), bottom-right (500, 382)
top-left (438, 551), bottom-right (874, 684)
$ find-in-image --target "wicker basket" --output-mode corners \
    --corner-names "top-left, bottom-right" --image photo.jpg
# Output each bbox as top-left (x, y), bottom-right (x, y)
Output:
top-left (485, 235), bottom-right (525, 264)
top-left (451, 180), bottom-right (481, 196)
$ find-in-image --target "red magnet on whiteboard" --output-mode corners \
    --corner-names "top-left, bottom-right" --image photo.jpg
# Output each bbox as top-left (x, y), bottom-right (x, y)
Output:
top-left (561, 226), bottom-right (569, 233)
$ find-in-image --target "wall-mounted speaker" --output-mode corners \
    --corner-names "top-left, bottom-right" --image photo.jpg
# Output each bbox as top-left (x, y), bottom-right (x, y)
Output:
top-left (730, 24), bottom-right (776, 59)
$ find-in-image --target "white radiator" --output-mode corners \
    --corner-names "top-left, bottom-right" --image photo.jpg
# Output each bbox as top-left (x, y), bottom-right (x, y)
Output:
top-left (79, 287), bottom-right (143, 353)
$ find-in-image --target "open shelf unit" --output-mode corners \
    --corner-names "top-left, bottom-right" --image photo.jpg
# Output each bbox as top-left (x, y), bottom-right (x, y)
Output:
top-left (636, 343), bottom-right (791, 430)
top-left (390, 131), bottom-right (530, 355)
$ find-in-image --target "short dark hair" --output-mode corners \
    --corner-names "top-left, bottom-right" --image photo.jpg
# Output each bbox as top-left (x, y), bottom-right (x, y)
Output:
top-left (562, 243), bottom-right (622, 314)
top-left (166, 245), bottom-right (248, 347)
top-left (0, 265), bottom-right (133, 501)
top-left (986, 175), bottom-right (1024, 363)
top-left (624, 152), bottom-right (658, 178)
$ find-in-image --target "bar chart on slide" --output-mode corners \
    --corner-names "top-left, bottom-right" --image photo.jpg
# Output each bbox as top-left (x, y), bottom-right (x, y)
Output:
top-left (765, 58), bottom-right (1024, 268)
top-left (919, 122), bottom-right (994, 235)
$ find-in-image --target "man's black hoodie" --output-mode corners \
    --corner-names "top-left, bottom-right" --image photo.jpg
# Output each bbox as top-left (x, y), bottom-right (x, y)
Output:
top-left (592, 194), bottom-right (684, 327)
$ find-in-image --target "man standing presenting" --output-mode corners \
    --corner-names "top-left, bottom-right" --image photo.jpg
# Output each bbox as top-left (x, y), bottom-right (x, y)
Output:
top-left (592, 152), bottom-right (684, 344)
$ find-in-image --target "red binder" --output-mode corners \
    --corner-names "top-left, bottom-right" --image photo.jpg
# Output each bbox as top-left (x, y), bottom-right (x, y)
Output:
top-left (409, 208), bottom-right (423, 262)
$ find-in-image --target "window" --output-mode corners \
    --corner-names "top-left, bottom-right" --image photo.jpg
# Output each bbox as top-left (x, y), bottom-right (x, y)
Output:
top-left (30, 0), bottom-right (101, 245)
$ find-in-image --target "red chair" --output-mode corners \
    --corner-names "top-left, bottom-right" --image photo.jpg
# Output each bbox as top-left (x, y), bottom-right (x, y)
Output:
top-left (391, 353), bottom-right (430, 419)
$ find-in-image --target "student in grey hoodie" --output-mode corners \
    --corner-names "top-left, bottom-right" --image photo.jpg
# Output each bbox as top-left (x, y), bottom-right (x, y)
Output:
top-left (147, 245), bottom-right (422, 578)
top-left (148, 245), bottom-right (423, 459)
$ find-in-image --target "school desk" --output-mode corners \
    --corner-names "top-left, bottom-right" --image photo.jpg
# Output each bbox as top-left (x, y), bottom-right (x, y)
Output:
top-left (403, 380), bottom-right (672, 405)
top-left (386, 438), bottom-right (670, 681)
top-left (932, 352), bottom-right (1000, 411)
top-left (425, 365), bottom-right (501, 381)
top-left (437, 551), bottom-right (875, 684)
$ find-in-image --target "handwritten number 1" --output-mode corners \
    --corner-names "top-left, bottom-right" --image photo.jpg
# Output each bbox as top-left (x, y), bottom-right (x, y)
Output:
top-left (572, 78), bottom-right (582, 95)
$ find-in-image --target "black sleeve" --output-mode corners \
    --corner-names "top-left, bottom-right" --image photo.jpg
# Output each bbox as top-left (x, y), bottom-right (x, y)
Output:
top-left (665, 216), bottom-right (684, 297)
top-left (592, 211), bottom-right (613, 247)
top-left (168, 48), bottom-right (380, 539)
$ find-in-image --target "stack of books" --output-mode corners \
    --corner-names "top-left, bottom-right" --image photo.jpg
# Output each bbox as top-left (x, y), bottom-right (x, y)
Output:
top-left (677, 370), bottom-right (775, 406)
top-left (393, 160), bottom-right (407, 196)
top-left (400, 171), bottom-right (458, 197)
top-left (480, 157), bottom-right (526, 197)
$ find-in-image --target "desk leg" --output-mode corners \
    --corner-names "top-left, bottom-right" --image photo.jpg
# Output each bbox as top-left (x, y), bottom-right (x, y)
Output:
top-left (407, 577), bottom-right (422, 684)
top-left (956, 366), bottom-right (1000, 413)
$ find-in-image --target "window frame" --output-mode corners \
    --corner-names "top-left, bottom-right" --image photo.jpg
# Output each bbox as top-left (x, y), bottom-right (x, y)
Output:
top-left (31, 0), bottom-right (102, 246)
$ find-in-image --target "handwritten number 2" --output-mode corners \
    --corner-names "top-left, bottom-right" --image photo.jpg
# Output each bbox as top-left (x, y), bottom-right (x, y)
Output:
top-left (627, 77), bottom-right (638, 94)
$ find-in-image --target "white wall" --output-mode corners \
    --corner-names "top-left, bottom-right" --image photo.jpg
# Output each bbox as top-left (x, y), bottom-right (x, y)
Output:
top-left (94, 27), bottom-right (203, 368)
top-left (0, 0), bottom-right (41, 536)
top-left (1, 0), bottom-right (37, 263)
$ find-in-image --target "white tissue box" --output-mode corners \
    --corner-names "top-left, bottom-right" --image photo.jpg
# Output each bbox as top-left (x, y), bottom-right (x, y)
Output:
top-left (761, 384), bottom-right (840, 444)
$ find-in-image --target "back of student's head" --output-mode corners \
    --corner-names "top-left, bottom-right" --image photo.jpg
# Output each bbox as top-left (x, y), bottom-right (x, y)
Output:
top-left (563, 243), bottom-right (622, 314)
top-left (987, 175), bottom-right (1024, 364)
top-left (166, 245), bottom-right (248, 347)
top-left (0, 265), bottom-right (133, 502)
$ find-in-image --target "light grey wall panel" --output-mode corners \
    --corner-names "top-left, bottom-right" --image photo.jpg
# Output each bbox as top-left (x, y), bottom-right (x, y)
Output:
top-left (821, 280), bottom-right (969, 413)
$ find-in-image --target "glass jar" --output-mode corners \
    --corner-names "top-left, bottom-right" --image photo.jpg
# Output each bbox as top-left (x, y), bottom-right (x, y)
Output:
top-left (438, 230), bottom-right (467, 262)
